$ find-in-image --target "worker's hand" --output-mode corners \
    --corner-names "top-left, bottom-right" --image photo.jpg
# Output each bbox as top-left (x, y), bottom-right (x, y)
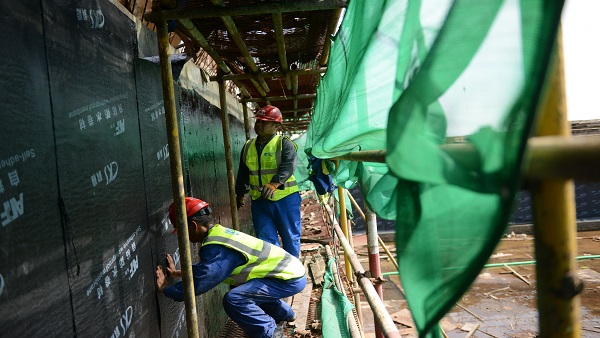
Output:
top-left (165, 254), bottom-right (181, 278)
top-left (260, 183), bottom-right (278, 199)
top-left (236, 194), bottom-right (245, 209)
top-left (155, 265), bottom-right (168, 293)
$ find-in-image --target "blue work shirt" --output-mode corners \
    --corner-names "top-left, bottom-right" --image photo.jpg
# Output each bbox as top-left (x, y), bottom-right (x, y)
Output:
top-left (163, 244), bottom-right (246, 302)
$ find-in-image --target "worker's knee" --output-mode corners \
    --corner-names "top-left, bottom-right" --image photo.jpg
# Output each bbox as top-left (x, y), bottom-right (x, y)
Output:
top-left (223, 290), bottom-right (242, 311)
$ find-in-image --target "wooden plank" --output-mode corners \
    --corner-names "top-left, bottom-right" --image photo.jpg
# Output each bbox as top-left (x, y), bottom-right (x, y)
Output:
top-left (309, 255), bottom-right (326, 286)
top-left (290, 258), bottom-right (314, 331)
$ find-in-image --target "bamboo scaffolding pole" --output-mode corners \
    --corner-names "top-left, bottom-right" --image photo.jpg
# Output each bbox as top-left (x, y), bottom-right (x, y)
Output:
top-left (281, 108), bottom-right (314, 114)
top-left (320, 8), bottom-right (343, 67)
top-left (524, 135), bottom-right (600, 180)
top-left (242, 102), bottom-right (250, 140)
top-left (234, 81), bottom-right (253, 101)
top-left (328, 136), bottom-right (600, 180)
top-left (272, 12), bottom-right (292, 90)
top-left (217, 78), bottom-right (240, 230)
top-left (347, 218), bottom-right (363, 326)
top-left (335, 161), bottom-right (353, 280)
top-left (322, 202), bottom-right (402, 338)
top-left (214, 67), bottom-right (327, 81)
top-left (176, 19), bottom-right (231, 74)
top-left (156, 19), bottom-right (199, 338)
top-left (144, 0), bottom-right (349, 22)
top-left (245, 93), bottom-right (317, 102)
top-left (365, 205), bottom-right (384, 338)
top-left (282, 119), bottom-right (310, 124)
top-left (331, 150), bottom-right (386, 163)
top-left (531, 27), bottom-right (581, 338)
top-left (212, 10), bottom-right (270, 94)
top-left (345, 190), bottom-right (400, 272)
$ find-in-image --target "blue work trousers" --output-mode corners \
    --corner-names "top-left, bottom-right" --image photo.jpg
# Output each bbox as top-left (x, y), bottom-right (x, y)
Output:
top-left (223, 276), bottom-right (306, 338)
top-left (251, 192), bottom-right (302, 257)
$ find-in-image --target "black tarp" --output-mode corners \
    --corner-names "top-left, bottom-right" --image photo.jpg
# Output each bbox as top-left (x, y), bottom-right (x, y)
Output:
top-left (43, 0), bottom-right (158, 336)
top-left (0, 1), bottom-right (74, 336)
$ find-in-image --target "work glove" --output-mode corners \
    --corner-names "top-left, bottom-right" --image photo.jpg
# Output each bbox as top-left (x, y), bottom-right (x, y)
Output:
top-left (236, 194), bottom-right (245, 209)
top-left (260, 183), bottom-right (278, 200)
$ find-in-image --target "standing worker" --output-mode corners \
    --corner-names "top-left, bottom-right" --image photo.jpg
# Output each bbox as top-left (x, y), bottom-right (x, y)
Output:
top-left (156, 197), bottom-right (306, 338)
top-left (235, 105), bottom-right (302, 257)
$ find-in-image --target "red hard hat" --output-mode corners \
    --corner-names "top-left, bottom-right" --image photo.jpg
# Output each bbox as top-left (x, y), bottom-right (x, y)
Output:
top-left (254, 105), bottom-right (282, 124)
top-left (168, 197), bottom-right (210, 233)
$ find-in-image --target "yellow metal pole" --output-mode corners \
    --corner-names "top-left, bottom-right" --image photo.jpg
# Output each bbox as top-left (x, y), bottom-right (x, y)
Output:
top-left (335, 161), bottom-right (353, 283)
top-left (156, 20), bottom-right (199, 338)
top-left (218, 78), bottom-right (240, 230)
top-left (531, 26), bottom-right (581, 338)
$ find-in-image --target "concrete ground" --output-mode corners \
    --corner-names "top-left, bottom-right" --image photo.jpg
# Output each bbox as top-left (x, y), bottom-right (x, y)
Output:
top-left (350, 230), bottom-right (600, 338)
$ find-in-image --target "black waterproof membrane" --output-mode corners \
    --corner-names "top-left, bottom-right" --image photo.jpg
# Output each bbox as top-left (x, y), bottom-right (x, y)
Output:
top-left (0, 1), bottom-right (74, 336)
top-left (43, 0), bottom-right (158, 336)
top-left (135, 58), bottom-right (189, 337)
top-left (177, 89), bottom-right (236, 337)
top-left (179, 89), bottom-right (248, 230)
top-left (1, 1), bottom-right (256, 336)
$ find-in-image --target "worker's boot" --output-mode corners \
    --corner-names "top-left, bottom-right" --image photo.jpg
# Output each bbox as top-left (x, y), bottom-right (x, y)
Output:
top-left (273, 322), bottom-right (284, 338)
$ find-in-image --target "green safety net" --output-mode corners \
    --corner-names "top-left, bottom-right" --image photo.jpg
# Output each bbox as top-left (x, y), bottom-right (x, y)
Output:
top-left (321, 258), bottom-right (354, 338)
top-left (302, 0), bottom-right (564, 336)
top-left (293, 133), bottom-right (315, 192)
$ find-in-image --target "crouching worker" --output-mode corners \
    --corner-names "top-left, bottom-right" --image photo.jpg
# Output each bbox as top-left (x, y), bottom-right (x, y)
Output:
top-left (155, 197), bottom-right (306, 338)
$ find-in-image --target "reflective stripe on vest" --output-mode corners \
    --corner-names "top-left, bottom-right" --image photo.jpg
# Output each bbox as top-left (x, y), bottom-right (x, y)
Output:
top-left (243, 135), bottom-right (299, 201)
top-left (202, 224), bottom-right (305, 285)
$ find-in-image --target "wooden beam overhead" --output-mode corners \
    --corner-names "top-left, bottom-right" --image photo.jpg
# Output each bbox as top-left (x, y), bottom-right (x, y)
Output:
top-left (280, 108), bottom-right (314, 113)
top-left (177, 19), bottom-right (231, 74)
top-left (144, 0), bottom-right (348, 22)
top-left (213, 8), bottom-right (271, 94)
top-left (283, 117), bottom-right (311, 122)
top-left (320, 8), bottom-right (343, 67)
top-left (245, 93), bottom-right (316, 102)
top-left (211, 67), bottom-right (327, 81)
top-left (272, 12), bottom-right (292, 90)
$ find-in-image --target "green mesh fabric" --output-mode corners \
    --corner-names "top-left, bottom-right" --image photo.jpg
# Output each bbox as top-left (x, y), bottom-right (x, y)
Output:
top-left (293, 133), bottom-right (314, 191)
top-left (304, 1), bottom-right (564, 336)
top-left (321, 258), bottom-right (354, 338)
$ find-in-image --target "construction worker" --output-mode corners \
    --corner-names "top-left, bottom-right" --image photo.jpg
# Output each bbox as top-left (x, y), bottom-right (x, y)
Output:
top-left (235, 105), bottom-right (302, 257)
top-left (155, 197), bottom-right (306, 338)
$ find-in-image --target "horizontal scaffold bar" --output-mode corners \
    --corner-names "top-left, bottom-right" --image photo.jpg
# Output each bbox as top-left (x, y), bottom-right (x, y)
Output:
top-left (245, 94), bottom-right (316, 102)
top-left (210, 68), bottom-right (327, 82)
top-left (329, 135), bottom-right (600, 181)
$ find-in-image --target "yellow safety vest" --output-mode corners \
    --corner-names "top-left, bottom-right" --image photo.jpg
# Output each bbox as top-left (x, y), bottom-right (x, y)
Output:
top-left (243, 135), bottom-right (299, 201)
top-left (202, 224), bottom-right (306, 285)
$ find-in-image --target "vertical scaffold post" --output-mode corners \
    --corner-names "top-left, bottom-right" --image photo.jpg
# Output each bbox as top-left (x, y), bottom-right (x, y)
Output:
top-left (218, 77), bottom-right (240, 230)
top-left (335, 161), bottom-right (353, 280)
top-left (365, 204), bottom-right (384, 338)
top-left (531, 26), bottom-right (581, 338)
top-left (156, 20), bottom-right (199, 338)
top-left (242, 102), bottom-right (251, 141)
